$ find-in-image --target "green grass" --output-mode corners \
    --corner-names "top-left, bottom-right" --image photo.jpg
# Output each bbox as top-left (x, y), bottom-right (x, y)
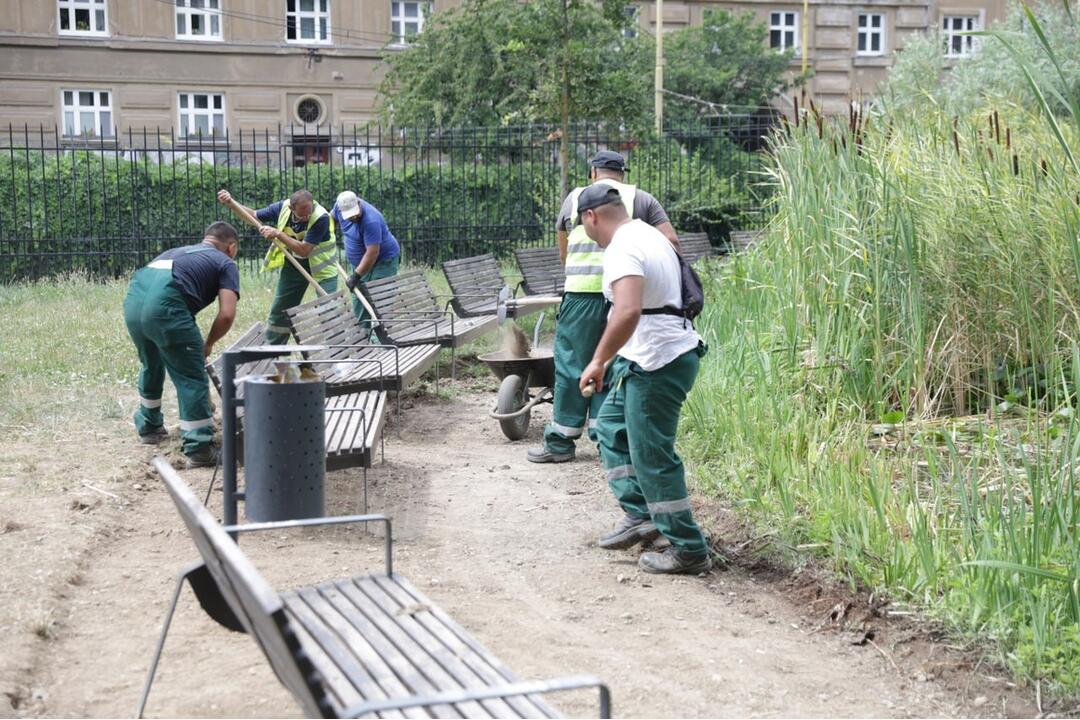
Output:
top-left (0, 259), bottom-right (543, 441)
top-left (681, 60), bottom-right (1080, 695)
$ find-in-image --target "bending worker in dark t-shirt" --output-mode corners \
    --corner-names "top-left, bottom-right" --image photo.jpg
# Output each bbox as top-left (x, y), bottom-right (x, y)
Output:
top-left (123, 222), bottom-right (240, 469)
top-left (217, 187), bottom-right (337, 344)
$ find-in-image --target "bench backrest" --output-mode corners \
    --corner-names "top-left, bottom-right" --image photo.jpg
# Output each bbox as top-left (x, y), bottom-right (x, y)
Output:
top-left (286, 291), bottom-right (373, 363)
top-left (729, 230), bottom-right (758, 253)
top-left (678, 232), bottom-right (714, 263)
top-left (154, 458), bottom-right (332, 718)
top-left (514, 247), bottom-right (564, 296)
top-left (206, 322), bottom-right (277, 403)
top-left (360, 271), bottom-right (444, 342)
top-left (441, 253), bottom-right (505, 316)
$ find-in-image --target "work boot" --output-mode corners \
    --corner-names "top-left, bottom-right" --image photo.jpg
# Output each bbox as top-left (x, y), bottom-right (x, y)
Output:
top-left (138, 426), bottom-right (168, 445)
top-left (185, 446), bottom-right (220, 470)
top-left (599, 512), bottom-right (660, 550)
top-left (526, 446), bottom-right (574, 464)
top-left (638, 547), bottom-right (713, 575)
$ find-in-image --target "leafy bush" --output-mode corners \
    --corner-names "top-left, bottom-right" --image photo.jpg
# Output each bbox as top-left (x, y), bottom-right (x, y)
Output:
top-left (0, 129), bottom-right (762, 279)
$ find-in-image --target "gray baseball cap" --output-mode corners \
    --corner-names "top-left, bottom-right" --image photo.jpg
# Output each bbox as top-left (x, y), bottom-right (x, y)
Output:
top-left (577, 184), bottom-right (622, 214)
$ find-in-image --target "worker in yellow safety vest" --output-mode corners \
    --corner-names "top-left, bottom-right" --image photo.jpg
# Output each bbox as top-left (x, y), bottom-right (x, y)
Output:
top-left (527, 150), bottom-right (681, 464)
top-left (216, 188), bottom-right (337, 344)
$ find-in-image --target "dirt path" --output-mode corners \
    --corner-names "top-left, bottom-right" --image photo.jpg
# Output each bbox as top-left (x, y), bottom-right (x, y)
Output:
top-left (4, 381), bottom-right (1031, 718)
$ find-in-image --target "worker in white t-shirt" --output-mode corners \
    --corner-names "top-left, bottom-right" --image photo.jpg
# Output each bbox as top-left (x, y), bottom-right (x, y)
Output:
top-left (576, 183), bottom-right (711, 575)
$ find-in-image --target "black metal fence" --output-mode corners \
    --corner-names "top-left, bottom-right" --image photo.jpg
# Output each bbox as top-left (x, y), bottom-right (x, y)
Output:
top-left (0, 119), bottom-right (775, 280)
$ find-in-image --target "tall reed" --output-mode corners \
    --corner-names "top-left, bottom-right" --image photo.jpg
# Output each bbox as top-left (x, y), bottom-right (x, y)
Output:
top-left (684, 90), bottom-right (1080, 691)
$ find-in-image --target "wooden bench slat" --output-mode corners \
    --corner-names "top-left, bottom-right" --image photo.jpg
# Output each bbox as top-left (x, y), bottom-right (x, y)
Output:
top-left (372, 576), bottom-right (556, 719)
top-left (327, 580), bottom-right (495, 718)
top-left (346, 578), bottom-right (513, 718)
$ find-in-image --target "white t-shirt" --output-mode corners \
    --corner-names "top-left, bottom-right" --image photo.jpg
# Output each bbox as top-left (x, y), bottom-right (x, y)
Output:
top-left (602, 220), bottom-right (702, 371)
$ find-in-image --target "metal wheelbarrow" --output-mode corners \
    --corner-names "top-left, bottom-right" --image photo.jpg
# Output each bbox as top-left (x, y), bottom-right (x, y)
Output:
top-left (479, 349), bottom-right (555, 441)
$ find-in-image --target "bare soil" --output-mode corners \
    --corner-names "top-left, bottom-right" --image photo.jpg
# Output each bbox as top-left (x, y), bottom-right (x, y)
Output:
top-left (0, 377), bottom-right (1037, 718)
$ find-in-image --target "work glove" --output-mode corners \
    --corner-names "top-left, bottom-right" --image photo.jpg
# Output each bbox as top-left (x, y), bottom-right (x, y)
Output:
top-left (346, 272), bottom-right (361, 292)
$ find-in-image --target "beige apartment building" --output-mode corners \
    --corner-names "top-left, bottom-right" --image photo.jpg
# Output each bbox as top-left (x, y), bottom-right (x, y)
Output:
top-left (0, 0), bottom-right (1007, 141)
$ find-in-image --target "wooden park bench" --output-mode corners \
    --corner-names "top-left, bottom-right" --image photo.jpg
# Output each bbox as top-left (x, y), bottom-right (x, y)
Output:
top-left (442, 253), bottom-right (560, 319)
top-left (728, 230), bottom-right (760, 254)
top-left (285, 291), bottom-right (442, 419)
top-left (207, 323), bottom-right (387, 475)
top-left (678, 232), bottom-right (717, 264)
top-left (359, 271), bottom-right (497, 374)
top-left (514, 247), bottom-right (565, 297)
top-left (138, 458), bottom-right (613, 719)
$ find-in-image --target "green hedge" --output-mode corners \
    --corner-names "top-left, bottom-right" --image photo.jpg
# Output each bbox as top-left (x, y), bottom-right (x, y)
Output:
top-left (0, 136), bottom-right (761, 279)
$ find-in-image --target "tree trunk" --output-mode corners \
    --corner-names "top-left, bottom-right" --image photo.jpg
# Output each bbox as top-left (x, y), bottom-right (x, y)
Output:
top-left (558, 0), bottom-right (571, 202)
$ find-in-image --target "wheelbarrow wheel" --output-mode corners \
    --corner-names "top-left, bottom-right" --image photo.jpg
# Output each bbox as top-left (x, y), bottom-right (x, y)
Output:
top-left (496, 374), bottom-right (530, 441)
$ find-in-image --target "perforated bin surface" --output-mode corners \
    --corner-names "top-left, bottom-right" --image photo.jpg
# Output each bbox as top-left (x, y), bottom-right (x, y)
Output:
top-left (243, 377), bottom-right (326, 522)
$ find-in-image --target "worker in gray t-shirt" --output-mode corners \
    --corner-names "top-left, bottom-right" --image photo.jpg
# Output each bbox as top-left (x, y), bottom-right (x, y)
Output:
top-left (527, 150), bottom-right (682, 465)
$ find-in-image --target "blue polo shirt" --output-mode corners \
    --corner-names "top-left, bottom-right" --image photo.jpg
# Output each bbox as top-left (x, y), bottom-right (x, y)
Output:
top-left (255, 201), bottom-right (331, 245)
top-left (332, 200), bottom-right (401, 268)
top-left (154, 244), bottom-right (240, 314)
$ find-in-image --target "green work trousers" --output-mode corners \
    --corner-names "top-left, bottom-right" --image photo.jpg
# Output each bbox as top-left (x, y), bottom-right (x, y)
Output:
top-left (543, 292), bottom-right (610, 455)
top-left (123, 267), bottom-right (214, 456)
top-left (595, 346), bottom-right (709, 557)
top-left (266, 259), bottom-right (338, 344)
top-left (352, 255), bottom-right (400, 325)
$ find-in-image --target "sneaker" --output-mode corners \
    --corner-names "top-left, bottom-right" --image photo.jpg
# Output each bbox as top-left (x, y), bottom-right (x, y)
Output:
top-left (598, 512), bottom-right (660, 550)
top-left (184, 446), bottom-right (220, 470)
top-left (138, 426), bottom-right (168, 445)
top-left (638, 547), bottom-right (713, 575)
top-left (526, 446), bottom-right (574, 464)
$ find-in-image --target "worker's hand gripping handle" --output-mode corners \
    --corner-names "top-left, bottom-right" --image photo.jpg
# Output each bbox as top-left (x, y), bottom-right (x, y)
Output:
top-left (581, 379), bottom-right (596, 398)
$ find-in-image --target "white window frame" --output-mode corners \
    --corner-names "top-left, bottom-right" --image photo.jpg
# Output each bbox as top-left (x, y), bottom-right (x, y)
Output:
top-left (622, 5), bottom-right (640, 39)
top-left (178, 92), bottom-right (226, 139)
top-left (390, 1), bottom-right (430, 45)
top-left (856, 13), bottom-right (886, 56)
top-left (943, 14), bottom-right (980, 57)
top-left (176, 0), bottom-right (223, 41)
top-left (62, 89), bottom-right (113, 138)
top-left (769, 11), bottom-right (799, 51)
top-left (286, 0), bottom-right (332, 45)
top-left (57, 0), bottom-right (108, 37)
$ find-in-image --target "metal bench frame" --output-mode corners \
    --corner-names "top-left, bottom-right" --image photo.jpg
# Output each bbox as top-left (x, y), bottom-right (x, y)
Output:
top-left (139, 459), bottom-right (612, 719)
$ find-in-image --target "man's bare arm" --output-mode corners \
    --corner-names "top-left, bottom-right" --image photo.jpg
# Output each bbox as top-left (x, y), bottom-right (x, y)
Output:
top-left (579, 275), bottom-right (644, 392)
top-left (204, 289), bottom-right (238, 358)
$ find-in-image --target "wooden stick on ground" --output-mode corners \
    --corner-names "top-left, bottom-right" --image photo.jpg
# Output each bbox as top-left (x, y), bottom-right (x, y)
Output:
top-left (220, 195), bottom-right (328, 298)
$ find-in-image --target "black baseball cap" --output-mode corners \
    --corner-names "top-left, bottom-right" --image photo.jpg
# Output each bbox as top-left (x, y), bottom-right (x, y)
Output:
top-left (589, 150), bottom-right (628, 173)
top-left (577, 184), bottom-right (623, 214)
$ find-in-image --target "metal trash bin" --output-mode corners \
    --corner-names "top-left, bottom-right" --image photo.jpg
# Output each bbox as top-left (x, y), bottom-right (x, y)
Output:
top-left (242, 371), bottom-right (325, 522)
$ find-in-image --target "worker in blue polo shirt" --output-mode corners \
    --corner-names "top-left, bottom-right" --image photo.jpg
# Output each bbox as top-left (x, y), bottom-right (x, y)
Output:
top-left (334, 190), bottom-right (401, 325)
top-left (123, 222), bottom-right (240, 468)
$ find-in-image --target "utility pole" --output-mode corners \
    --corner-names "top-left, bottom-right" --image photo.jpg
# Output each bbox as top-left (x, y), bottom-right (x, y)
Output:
top-left (559, 0), bottom-right (571, 201)
top-left (654, 0), bottom-right (664, 134)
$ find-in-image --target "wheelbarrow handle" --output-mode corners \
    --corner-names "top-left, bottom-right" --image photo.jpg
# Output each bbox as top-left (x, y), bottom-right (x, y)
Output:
top-left (489, 387), bottom-right (554, 420)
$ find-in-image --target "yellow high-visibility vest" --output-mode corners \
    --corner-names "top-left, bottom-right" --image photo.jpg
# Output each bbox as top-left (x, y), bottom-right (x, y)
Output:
top-left (263, 200), bottom-right (338, 282)
top-left (563, 179), bottom-right (635, 293)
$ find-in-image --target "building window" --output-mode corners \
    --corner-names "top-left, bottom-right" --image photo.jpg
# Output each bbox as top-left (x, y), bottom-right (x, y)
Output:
top-left (58, 0), bottom-right (108, 36)
top-left (622, 5), bottom-right (639, 38)
top-left (943, 15), bottom-right (979, 57)
top-left (176, 0), bottom-right (222, 40)
top-left (390, 2), bottom-right (430, 44)
top-left (62, 90), bottom-right (113, 137)
top-left (769, 11), bottom-right (798, 51)
top-left (857, 13), bottom-right (885, 55)
top-left (179, 93), bottom-right (226, 138)
top-left (286, 0), bottom-right (331, 44)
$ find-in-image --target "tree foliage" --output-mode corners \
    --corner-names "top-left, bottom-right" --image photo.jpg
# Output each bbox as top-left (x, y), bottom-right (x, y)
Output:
top-left (662, 10), bottom-right (802, 124)
top-left (377, 0), bottom-right (652, 128)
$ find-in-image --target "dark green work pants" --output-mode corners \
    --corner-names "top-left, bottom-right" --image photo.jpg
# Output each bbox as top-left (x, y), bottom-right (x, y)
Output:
top-left (595, 346), bottom-right (709, 558)
top-left (123, 266), bottom-right (214, 456)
